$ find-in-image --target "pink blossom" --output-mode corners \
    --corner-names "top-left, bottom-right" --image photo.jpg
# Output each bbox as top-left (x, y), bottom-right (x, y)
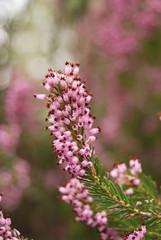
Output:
top-left (0, 194), bottom-right (26, 239)
top-left (5, 78), bottom-right (36, 130)
top-left (125, 224), bottom-right (146, 240)
top-left (125, 188), bottom-right (134, 195)
top-left (0, 159), bottom-right (30, 211)
top-left (129, 158), bottom-right (142, 175)
top-left (34, 94), bottom-right (46, 100)
top-left (35, 62), bottom-right (101, 177)
top-left (110, 162), bottom-right (127, 180)
top-left (59, 178), bottom-right (121, 240)
top-left (79, 0), bottom-right (161, 146)
top-left (110, 158), bottom-right (142, 193)
top-left (0, 124), bottom-right (21, 153)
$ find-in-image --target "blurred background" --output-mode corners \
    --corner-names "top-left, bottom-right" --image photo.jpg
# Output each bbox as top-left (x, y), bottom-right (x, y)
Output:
top-left (0, 0), bottom-right (161, 239)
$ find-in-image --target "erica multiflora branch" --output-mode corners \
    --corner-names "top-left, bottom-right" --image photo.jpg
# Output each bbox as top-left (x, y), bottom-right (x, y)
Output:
top-left (35, 61), bottom-right (101, 177)
top-left (59, 178), bottom-right (122, 240)
top-left (36, 62), bottom-right (161, 240)
top-left (35, 62), bottom-right (122, 239)
top-left (89, 166), bottom-right (161, 220)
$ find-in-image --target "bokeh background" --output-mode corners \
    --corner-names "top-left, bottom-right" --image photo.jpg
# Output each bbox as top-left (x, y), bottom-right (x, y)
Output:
top-left (0, 0), bottom-right (161, 239)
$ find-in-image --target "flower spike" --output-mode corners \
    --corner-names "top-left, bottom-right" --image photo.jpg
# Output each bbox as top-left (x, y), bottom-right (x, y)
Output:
top-left (35, 62), bottom-right (100, 177)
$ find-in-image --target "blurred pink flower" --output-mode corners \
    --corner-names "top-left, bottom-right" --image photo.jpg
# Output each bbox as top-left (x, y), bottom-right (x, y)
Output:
top-left (0, 194), bottom-right (25, 239)
top-left (101, 79), bottom-right (132, 143)
top-left (136, 0), bottom-right (161, 36)
top-left (79, 0), bottom-right (161, 148)
top-left (0, 124), bottom-right (21, 153)
top-left (5, 78), bottom-right (35, 130)
top-left (0, 159), bottom-right (30, 211)
top-left (82, 0), bottom-right (161, 66)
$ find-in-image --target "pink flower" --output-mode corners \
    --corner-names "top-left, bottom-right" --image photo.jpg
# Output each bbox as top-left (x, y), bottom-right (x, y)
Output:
top-left (0, 159), bottom-right (30, 211)
top-left (35, 62), bottom-right (101, 177)
top-left (125, 224), bottom-right (146, 240)
top-left (59, 178), bottom-right (121, 240)
top-left (129, 158), bottom-right (142, 175)
top-left (110, 157), bottom-right (142, 192)
top-left (0, 194), bottom-right (25, 239)
top-left (125, 188), bottom-right (134, 195)
top-left (5, 78), bottom-right (37, 131)
top-left (0, 124), bottom-right (21, 153)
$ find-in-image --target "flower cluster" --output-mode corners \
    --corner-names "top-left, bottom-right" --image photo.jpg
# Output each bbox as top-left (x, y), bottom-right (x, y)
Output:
top-left (35, 62), bottom-right (100, 177)
top-left (59, 178), bottom-right (121, 240)
top-left (36, 63), bottom-right (159, 240)
top-left (0, 194), bottom-right (26, 240)
top-left (79, 0), bottom-right (161, 146)
top-left (0, 78), bottom-right (32, 211)
top-left (35, 62), bottom-right (126, 239)
top-left (0, 124), bottom-right (21, 154)
top-left (125, 224), bottom-right (146, 240)
top-left (0, 159), bottom-right (30, 211)
top-left (110, 157), bottom-right (142, 195)
top-left (5, 79), bottom-right (35, 130)
top-left (0, 77), bottom-right (37, 154)
top-left (82, 0), bottom-right (161, 69)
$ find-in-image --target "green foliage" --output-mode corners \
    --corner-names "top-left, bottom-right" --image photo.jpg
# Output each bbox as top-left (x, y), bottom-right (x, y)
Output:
top-left (139, 173), bottom-right (159, 201)
top-left (80, 157), bottom-right (161, 239)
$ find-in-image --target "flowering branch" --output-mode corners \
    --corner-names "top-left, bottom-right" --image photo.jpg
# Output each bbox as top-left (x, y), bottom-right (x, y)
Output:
top-left (35, 62), bottom-right (161, 240)
top-left (0, 194), bottom-right (29, 240)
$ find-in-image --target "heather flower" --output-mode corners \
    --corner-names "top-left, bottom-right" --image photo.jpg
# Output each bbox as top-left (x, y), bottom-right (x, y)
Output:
top-left (59, 178), bottom-right (122, 240)
top-left (35, 62), bottom-right (101, 177)
top-left (36, 62), bottom-right (161, 240)
top-left (125, 224), bottom-right (146, 240)
top-left (101, 81), bottom-right (132, 144)
top-left (129, 158), bottom-right (142, 176)
top-left (79, 0), bottom-right (161, 146)
top-left (82, 0), bottom-right (161, 67)
top-left (0, 124), bottom-right (21, 153)
top-left (5, 78), bottom-right (36, 130)
top-left (0, 194), bottom-right (27, 239)
top-left (136, 0), bottom-right (161, 37)
top-left (110, 157), bottom-right (142, 195)
top-left (124, 188), bottom-right (134, 195)
top-left (0, 159), bottom-right (30, 211)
